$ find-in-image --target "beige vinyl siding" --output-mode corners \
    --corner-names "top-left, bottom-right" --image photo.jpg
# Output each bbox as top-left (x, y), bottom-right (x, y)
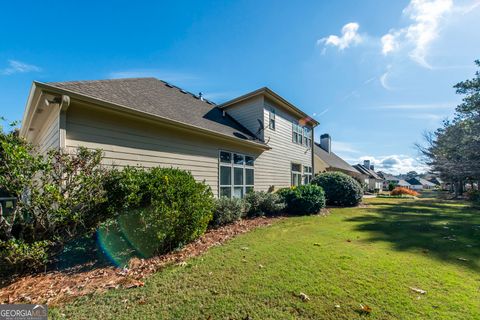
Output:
top-left (223, 96), bottom-right (264, 140)
top-left (314, 155), bottom-right (329, 173)
top-left (31, 106), bottom-right (61, 154)
top-left (255, 100), bottom-right (313, 191)
top-left (65, 102), bottom-right (262, 196)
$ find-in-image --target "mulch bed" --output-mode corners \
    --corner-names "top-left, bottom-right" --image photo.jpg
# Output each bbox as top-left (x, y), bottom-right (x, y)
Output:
top-left (0, 217), bottom-right (280, 306)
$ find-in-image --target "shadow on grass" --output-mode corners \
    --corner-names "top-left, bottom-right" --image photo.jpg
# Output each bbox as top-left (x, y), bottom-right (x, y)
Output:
top-left (347, 198), bottom-right (480, 271)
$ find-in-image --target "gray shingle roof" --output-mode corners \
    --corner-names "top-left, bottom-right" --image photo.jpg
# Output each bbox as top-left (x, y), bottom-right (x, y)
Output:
top-left (397, 179), bottom-right (411, 187)
top-left (314, 143), bottom-right (358, 173)
top-left (377, 171), bottom-right (399, 181)
top-left (353, 164), bottom-right (383, 180)
top-left (43, 78), bottom-right (263, 145)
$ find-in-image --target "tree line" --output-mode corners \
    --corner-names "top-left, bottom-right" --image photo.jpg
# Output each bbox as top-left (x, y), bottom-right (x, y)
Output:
top-left (418, 60), bottom-right (480, 196)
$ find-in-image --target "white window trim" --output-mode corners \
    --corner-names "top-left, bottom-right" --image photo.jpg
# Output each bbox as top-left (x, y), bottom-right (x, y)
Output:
top-left (269, 108), bottom-right (276, 130)
top-left (292, 122), bottom-right (312, 147)
top-left (303, 165), bottom-right (312, 184)
top-left (291, 162), bottom-right (302, 186)
top-left (219, 150), bottom-right (255, 198)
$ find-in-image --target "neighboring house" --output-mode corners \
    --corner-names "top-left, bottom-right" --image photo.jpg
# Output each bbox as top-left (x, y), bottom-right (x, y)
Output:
top-left (427, 176), bottom-right (448, 190)
top-left (19, 78), bottom-right (318, 198)
top-left (313, 134), bottom-right (362, 180)
top-left (406, 177), bottom-right (436, 190)
top-left (377, 171), bottom-right (400, 190)
top-left (376, 172), bottom-right (412, 190)
top-left (397, 179), bottom-right (412, 188)
top-left (353, 160), bottom-right (383, 192)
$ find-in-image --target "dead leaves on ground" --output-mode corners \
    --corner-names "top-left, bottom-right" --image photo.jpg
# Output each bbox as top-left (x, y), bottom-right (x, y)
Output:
top-left (358, 304), bottom-right (372, 314)
top-left (0, 217), bottom-right (279, 306)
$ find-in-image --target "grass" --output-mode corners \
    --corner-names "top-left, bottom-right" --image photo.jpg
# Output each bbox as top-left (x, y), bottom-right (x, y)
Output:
top-left (51, 195), bottom-right (480, 319)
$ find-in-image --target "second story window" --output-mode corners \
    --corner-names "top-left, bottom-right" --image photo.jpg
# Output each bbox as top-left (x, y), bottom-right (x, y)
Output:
top-left (303, 127), bottom-right (312, 147)
top-left (292, 123), bottom-right (303, 144)
top-left (269, 109), bottom-right (276, 130)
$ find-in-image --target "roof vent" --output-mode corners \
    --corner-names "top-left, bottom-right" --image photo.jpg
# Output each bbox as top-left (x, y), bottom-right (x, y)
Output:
top-left (198, 92), bottom-right (204, 101)
top-left (164, 82), bottom-right (174, 88)
top-left (180, 89), bottom-right (187, 94)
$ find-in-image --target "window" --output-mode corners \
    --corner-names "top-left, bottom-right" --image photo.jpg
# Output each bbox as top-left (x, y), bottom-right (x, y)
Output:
top-left (303, 166), bottom-right (312, 184)
top-left (269, 109), bottom-right (276, 130)
top-left (292, 123), bottom-right (303, 144)
top-left (303, 127), bottom-right (312, 148)
top-left (219, 151), bottom-right (254, 198)
top-left (291, 163), bottom-right (302, 186)
top-left (293, 122), bottom-right (312, 146)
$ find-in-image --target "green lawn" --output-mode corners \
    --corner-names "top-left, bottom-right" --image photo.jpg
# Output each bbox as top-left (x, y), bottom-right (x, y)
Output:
top-left (52, 196), bottom-right (480, 319)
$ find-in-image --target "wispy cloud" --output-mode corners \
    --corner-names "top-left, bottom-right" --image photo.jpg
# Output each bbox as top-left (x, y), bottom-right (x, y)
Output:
top-left (107, 69), bottom-right (197, 83)
top-left (380, 71), bottom-right (393, 90)
top-left (381, 0), bottom-right (454, 68)
top-left (317, 22), bottom-right (363, 51)
top-left (1, 60), bottom-right (41, 75)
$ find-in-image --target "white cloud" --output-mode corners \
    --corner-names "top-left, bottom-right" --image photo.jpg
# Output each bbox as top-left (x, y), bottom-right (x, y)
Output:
top-left (1, 60), bottom-right (41, 75)
top-left (352, 154), bottom-right (429, 174)
top-left (381, 33), bottom-right (399, 55)
top-left (317, 22), bottom-right (363, 51)
top-left (381, 0), bottom-right (453, 68)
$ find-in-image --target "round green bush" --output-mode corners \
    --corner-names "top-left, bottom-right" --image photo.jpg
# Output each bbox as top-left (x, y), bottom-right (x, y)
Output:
top-left (311, 171), bottom-right (363, 206)
top-left (211, 197), bottom-right (245, 227)
top-left (244, 191), bottom-right (285, 217)
top-left (104, 167), bottom-right (215, 255)
top-left (277, 184), bottom-right (325, 215)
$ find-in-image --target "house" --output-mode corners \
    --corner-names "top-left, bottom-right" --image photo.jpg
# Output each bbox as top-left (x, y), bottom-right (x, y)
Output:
top-left (313, 134), bottom-right (363, 180)
top-left (377, 171), bottom-right (400, 190)
top-left (427, 176), bottom-right (448, 190)
top-left (376, 171), bottom-right (412, 190)
top-left (19, 78), bottom-right (318, 198)
top-left (406, 177), bottom-right (436, 190)
top-left (353, 160), bottom-right (383, 192)
top-left (397, 179), bottom-right (412, 188)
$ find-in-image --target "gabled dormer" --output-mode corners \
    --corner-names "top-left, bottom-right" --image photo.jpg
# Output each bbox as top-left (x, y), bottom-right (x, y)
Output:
top-left (218, 87), bottom-right (318, 143)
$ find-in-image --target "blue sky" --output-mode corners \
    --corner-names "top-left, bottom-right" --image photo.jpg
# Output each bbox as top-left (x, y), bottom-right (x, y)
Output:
top-left (1, 0), bottom-right (479, 174)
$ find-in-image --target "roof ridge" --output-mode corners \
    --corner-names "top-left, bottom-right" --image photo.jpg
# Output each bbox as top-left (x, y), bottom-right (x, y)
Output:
top-left (47, 77), bottom-right (158, 85)
top-left (46, 77), bottom-right (218, 106)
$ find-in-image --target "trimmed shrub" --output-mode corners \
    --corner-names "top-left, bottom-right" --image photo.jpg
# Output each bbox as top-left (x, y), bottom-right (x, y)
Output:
top-left (104, 167), bottom-right (215, 254)
top-left (211, 197), bottom-right (245, 228)
top-left (311, 171), bottom-right (363, 206)
top-left (244, 191), bottom-right (285, 217)
top-left (390, 187), bottom-right (419, 197)
top-left (277, 184), bottom-right (325, 215)
top-left (388, 182), bottom-right (396, 191)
